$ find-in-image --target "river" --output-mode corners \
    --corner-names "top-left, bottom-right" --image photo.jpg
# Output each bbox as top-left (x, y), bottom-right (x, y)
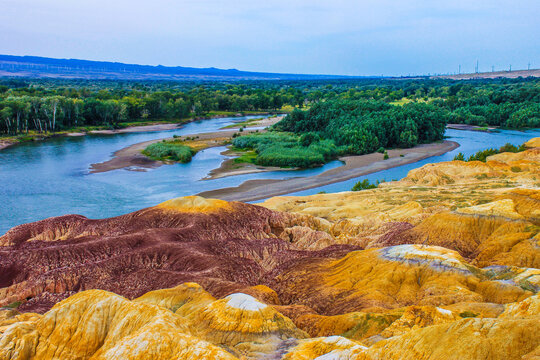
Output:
top-left (0, 115), bottom-right (538, 234)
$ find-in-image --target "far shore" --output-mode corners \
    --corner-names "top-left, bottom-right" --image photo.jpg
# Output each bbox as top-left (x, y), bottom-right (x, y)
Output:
top-left (197, 140), bottom-right (459, 202)
top-left (0, 112), bottom-right (274, 152)
top-left (447, 123), bottom-right (498, 132)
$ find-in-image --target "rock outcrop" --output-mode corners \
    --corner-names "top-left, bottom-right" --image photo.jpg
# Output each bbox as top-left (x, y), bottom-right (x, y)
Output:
top-left (1, 138), bottom-right (539, 359)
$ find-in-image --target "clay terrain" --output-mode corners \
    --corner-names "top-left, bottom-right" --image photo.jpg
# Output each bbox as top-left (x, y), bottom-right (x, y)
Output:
top-left (0, 138), bottom-right (539, 359)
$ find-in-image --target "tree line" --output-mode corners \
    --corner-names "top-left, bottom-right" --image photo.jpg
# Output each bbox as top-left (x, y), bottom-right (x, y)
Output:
top-left (274, 99), bottom-right (448, 154)
top-left (1, 76), bottom-right (538, 136)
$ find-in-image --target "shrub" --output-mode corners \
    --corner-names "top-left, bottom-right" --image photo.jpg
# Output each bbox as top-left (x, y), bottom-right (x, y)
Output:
top-left (459, 311), bottom-right (478, 318)
top-left (383, 151), bottom-right (389, 160)
top-left (467, 148), bottom-right (499, 162)
top-left (510, 166), bottom-right (521, 173)
top-left (300, 132), bottom-right (321, 147)
top-left (142, 142), bottom-right (195, 163)
top-left (351, 179), bottom-right (384, 191)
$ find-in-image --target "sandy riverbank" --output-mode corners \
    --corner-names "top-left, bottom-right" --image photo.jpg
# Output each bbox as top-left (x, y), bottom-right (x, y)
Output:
top-left (197, 140), bottom-right (459, 202)
top-left (0, 140), bottom-right (17, 151)
top-left (447, 123), bottom-right (497, 132)
top-left (89, 116), bottom-right (283, 173)
top-left (89, 123), bottom-right (183, 135)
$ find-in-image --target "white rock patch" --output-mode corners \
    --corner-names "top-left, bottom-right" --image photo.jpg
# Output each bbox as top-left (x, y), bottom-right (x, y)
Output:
top-left (437, 307), bottom-right (452, 316)
top-left (225, 293), bottom-right (267, 311)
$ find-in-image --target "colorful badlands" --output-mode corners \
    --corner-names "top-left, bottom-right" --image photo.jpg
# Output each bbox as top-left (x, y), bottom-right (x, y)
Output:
top-left (0, 137), bottom-right (539, 359)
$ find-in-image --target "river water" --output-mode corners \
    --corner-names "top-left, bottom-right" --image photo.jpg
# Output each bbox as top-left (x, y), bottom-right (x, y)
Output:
top-left (0, 115), bottom-right (538, 234)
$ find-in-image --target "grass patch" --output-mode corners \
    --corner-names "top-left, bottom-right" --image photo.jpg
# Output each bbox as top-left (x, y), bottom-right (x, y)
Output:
top-left (389, 98), bottom-right (414, 106)
top-left (459, 311), bottom-right (478, 318)
top-left (519, 280), bottom-right (537, 293)
top-left (142, 141), bottom-right (195, 163)
top-left (510, 166), bottom-right (521, 173)
top-left (3, 301), bottom-right (22, 309)
top-left (232, 132), bottom-right (343, 168)
top-left (233, 150), bottom-right (258, 164)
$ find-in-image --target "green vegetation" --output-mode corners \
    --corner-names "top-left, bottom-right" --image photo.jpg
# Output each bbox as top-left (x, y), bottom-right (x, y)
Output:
top-left (232, 133), bottom-right (341, 168)
top-left (1, 77), bottom-right (538, 141)
top-left (221, 116), bottom-right (270, 129)
top-left (142, 141), bottom-right (195, 163)
top-left (351, 179), bottom-right (384, 191)
top-left (453, 142), bottom-right (527, 162)
top-left (3, 301), bottom-right (22, 309)
top-left (459, 311), bottom-right (479, 318)
top-left (232, 149), bottom-right (258, 164)
top-left (274, 99), bottom-right (448, 154)
top-left (235, 97), bottom-right (449, 168)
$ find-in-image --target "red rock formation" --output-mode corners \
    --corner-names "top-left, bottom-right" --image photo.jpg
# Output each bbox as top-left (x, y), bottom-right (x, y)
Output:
top-left (0, 197), bottom-right (351, 313)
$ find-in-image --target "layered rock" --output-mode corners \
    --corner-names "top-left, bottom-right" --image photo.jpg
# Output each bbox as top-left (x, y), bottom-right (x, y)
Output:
top-left (0, 138), bottom-right (539, 359)
top-left (0, 289), bottom-right (235, 360)
top-left (0, 197), bottom-right (338, 313)
top-left (2, 283), bottom-right (537, 360)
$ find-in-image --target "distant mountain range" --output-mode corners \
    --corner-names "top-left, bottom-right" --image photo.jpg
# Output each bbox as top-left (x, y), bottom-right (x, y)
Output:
top-left (0, 54), bottom-right (362, 81)
top-left (1, 55), bottom-right (537, 81)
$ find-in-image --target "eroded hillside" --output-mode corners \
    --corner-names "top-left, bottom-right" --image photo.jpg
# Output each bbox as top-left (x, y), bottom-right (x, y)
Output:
top-left (0, 137), bottom-right (539, 359)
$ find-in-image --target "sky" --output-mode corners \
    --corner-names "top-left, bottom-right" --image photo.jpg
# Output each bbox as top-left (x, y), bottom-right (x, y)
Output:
top-left (1, 0), bottom-right (539, 76)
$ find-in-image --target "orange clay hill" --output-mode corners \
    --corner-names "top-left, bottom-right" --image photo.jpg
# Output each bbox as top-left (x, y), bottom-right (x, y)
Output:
top-left (0, 137), bottom-right (539, 359)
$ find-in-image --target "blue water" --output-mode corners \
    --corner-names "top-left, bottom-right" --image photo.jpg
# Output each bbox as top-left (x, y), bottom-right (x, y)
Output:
top-left (1, 119), bottom-right (538, 234)
top-left (0, 115), bottom-right (342, 234)
top-left (285, 128), bottom-right (540, 197)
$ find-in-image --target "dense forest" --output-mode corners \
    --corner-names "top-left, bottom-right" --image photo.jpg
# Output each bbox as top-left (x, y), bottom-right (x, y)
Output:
top-left (232, 99), bottom-right (448, 167)
top-left (0, 77), bottom-right (538, 138)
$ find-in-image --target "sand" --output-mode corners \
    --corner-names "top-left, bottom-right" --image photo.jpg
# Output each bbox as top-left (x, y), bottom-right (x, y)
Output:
top-left (0, 141), bottom-right (16, 151)
top-left (447, 124), bottom-right (497, 132)
top-left (89, 123), bottom-right (183, 135)
top-left (89, 116), bottom-right (283, 173)
top-left (197, 141), bottom-right (459, 202)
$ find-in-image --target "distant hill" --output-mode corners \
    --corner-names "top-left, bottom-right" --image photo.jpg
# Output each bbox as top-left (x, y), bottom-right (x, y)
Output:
top-left (431, 68), bottom-right (540, 80)
top-left (0, 54), bottom-right (358, 81)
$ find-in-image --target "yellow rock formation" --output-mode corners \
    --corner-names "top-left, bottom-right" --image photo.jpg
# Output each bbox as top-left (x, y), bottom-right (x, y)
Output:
top-left (187, 292), bottom-right (307, 357)
top-left (283, 336), bottom-right (367, 360)
top-left (0, 289), bottom-right (234, 360)
top-left (524, 137), bottom-right (540, 148)
top-left (274, 244), bottom-right (532, 317)
top-left (356, 316), bottom-right (540, 360)
top-left (0, 281), bottom-right (538, 360)
top-left (134, 282), bottom-right (216, 315)
top-left (157, 195), bottom-right (232, 213)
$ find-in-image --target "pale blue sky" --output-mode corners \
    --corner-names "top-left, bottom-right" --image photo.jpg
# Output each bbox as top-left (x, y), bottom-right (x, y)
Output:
top-left (1, 0), bottom-right (538, 76)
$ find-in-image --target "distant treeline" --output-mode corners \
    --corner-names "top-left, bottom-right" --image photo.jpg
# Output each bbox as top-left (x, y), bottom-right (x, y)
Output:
top-left (0, 77), bottom-right (538, 136)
